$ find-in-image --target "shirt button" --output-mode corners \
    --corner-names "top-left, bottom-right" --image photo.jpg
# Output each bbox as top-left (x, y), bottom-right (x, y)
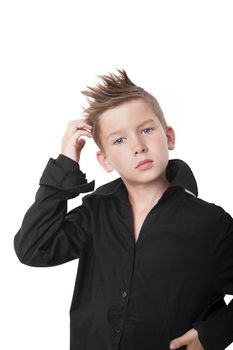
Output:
top-left (115, 327), bottom-right (121, 334)
top-left (121, 291), bottom-right (128, 298)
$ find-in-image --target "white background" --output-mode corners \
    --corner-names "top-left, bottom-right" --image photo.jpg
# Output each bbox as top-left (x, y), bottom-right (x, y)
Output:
top-left (0, 0), bottom-right (232, 349)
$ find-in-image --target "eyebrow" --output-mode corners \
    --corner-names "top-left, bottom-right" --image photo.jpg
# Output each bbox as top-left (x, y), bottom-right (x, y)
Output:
top-left (107, 118), bottom-right (156, 140)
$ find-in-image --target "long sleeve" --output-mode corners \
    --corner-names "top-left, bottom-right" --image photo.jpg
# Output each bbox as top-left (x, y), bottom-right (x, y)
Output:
top-left (13, 154), bottom-right (95, 267)
top-left (192, 207), bottom-right (233, 350)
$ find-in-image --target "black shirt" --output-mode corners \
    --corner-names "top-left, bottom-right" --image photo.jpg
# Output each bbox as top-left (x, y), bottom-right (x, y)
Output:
top-left (13, 154), bottom-right (233, 350)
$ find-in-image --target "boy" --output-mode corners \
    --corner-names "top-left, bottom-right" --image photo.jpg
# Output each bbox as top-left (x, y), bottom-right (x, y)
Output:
top-left (14, 69), bottom-right (233, 350)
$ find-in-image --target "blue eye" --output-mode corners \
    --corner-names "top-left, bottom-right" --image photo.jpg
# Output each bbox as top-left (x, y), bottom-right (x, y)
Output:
top-left (113, 137), bottom-right (124, 145)
top-left (142, 127), bottom-right (154, 134)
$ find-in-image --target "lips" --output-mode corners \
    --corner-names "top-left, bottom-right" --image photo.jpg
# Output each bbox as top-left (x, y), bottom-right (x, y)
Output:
top-left (135, 159), bottom-right (153, 168)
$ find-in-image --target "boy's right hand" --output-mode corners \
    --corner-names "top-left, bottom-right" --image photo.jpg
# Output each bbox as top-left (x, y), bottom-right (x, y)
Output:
top-left (61, 119), bottom-right (93, 164)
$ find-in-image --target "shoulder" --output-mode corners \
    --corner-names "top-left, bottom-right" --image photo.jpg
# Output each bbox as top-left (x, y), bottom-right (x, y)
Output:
top-left (184, 191), bottom-right (232, 227)
top-left (181, 188), bottom-right (231, 218)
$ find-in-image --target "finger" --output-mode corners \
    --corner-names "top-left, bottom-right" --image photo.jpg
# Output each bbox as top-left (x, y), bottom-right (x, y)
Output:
top-left (65, 121), bottom-right (92, 137)
top-left (170, 335), bottom-right (187, 349)
top-left (170, 329), bottom-right (195, 349)
top-left (69, 120), bottom-right (93, 131)
top-left (170, 339), bottom-right (183, 349)
top-left (73, 127), bottom-right (93, 139)
top-left (76, 138), bottom-right (86, 152)
top-left (74, 127), bottom-right (93, 135)
top-left (73, 129), bottom-right (93, 142)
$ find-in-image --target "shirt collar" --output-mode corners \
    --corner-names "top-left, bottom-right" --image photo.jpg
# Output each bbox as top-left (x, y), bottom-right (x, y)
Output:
top-left (88, 158), bottom-right (198, 199)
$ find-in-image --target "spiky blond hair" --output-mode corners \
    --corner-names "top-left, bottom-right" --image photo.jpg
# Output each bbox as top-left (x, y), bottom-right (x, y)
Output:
top-left (81, 68), bottom-right (167, 151)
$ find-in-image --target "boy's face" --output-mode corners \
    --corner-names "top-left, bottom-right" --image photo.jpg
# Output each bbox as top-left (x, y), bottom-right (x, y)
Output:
top-left (96, 99), bottom-right (175, 187)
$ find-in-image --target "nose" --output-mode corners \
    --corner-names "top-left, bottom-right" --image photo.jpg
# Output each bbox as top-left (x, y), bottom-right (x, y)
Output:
top-left (134, 142), bottom-right (148, 156)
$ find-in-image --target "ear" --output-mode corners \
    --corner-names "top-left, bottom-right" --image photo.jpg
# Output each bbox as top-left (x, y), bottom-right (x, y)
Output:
top-left (166, 126), bottom-right (175, 150)
top-left (96, 150), bottom-right (114, 173)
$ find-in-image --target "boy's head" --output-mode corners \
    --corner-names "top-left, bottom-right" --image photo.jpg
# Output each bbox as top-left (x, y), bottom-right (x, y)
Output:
top-left (81, 68), bottom-right (175, 186)
top-left (81, 68), bottom-right (168, 153)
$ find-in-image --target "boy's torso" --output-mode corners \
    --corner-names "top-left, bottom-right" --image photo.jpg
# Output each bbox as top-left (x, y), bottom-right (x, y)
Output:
top-left (70, 185), bottom-right (225, 350)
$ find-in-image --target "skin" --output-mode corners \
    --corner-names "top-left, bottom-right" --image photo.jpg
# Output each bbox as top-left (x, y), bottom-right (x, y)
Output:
top-left (61, 98), bottom-right (204, 350)
top-left (61, 119), bottom-right (93, 163)
top-left (96, 98), bottom-right (175, 210)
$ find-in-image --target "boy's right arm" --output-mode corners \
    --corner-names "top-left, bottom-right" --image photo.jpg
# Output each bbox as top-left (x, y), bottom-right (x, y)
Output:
top-left (13, 119), bottom-right (95, 267)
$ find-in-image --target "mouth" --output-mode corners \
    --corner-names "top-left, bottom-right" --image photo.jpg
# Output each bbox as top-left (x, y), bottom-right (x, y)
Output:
top-left (135, 159), bottom-right (154, 169)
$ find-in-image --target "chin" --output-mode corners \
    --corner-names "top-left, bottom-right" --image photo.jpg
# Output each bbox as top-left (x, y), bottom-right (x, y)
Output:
top-left (128, 173), bottom-right (162, 185)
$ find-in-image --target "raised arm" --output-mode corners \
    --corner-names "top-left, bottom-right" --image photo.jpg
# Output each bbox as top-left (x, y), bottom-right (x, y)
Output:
top-left (13, 119), bottom-right (95, 267)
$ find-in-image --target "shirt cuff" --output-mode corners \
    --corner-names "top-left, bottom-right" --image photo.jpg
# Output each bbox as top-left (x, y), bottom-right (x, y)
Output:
top-left (39, 154), bottom-right (95, 194)
top-left (54, 154), bottom-right (81, 172)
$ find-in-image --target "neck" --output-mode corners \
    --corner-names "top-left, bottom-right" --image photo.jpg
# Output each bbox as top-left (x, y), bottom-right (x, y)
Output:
top-left (125, 175), bottom-right (171, 212)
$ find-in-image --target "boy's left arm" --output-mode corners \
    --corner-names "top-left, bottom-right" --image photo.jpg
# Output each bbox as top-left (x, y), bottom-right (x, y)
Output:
top-left (170, 207), bottom-right (233, 350)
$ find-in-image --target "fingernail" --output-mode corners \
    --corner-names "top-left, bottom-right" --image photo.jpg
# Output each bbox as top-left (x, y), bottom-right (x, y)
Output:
top-left (170, 345), bottom-right (176, 350)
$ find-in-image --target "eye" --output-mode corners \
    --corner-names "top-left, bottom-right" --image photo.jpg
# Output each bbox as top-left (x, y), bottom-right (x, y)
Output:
top-left (142, 127), bottom-right (154, 134)
top-left (113, 137), bottom-right (125, 145)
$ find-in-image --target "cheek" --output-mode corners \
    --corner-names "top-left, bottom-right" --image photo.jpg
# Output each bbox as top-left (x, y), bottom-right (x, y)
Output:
top-left (151, 134), bottom-right (168, 151)
top-left (110, 148), bottom-right (129, 165)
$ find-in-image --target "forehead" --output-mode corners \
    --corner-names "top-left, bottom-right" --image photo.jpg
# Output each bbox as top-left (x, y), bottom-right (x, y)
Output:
top-left (98, 99), bottom-right (158, 132)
